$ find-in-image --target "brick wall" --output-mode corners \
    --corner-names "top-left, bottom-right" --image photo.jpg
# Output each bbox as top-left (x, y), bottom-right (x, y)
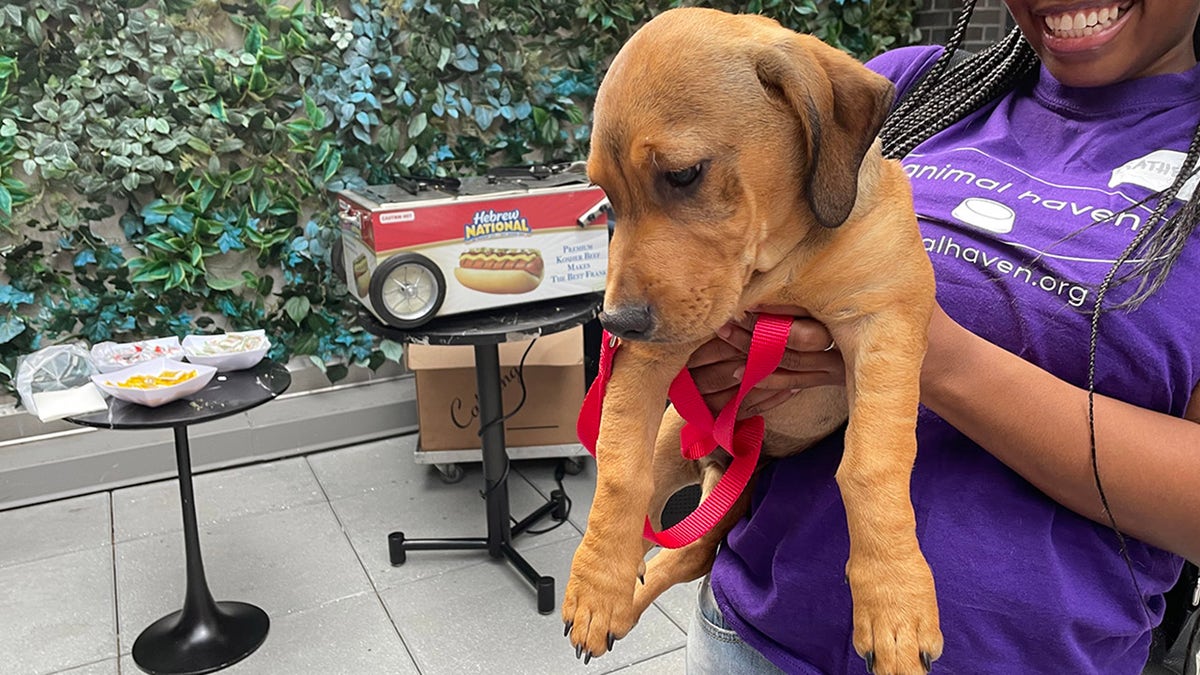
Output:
top-left (915, 0), bottom-right (1014, 52)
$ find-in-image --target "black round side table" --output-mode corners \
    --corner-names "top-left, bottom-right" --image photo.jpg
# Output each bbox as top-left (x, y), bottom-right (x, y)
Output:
top-left (68, 360), bottom-right (291, 675)
top-left (358, 292), bottom-right (603, 614)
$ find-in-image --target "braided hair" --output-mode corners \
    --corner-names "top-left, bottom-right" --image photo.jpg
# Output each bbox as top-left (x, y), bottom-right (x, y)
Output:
top-left (878, 0), bottom-right (1200, 633)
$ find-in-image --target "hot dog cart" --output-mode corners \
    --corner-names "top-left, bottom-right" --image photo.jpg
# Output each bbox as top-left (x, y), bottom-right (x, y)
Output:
top-left (333, 165), bottom-right (610, 329)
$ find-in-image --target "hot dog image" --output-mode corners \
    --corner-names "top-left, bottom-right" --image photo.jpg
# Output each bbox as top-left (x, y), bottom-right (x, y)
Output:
top-left (453, 247), bottom-right (544, 294)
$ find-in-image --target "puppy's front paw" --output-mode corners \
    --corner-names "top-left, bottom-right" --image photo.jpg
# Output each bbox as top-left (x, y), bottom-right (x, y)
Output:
top-left (848, 551), bottom-right (943, 675)
top-left (562, 540), bottom-right (641, 663)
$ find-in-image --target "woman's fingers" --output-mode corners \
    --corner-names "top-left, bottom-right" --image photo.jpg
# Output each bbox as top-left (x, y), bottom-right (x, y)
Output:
top-left (784, 318), bottom-right (837, 354)
top-left (690, 366), bottom-right (844, 416)
top-left (689, 318), bottom-right (845, 396)
top-left (718, 316), bottom-right (835, 355)
top-left (737, 388), bottom-right (800, 420)
top-left (708, 385), bottom-right (818, 420)
top-left (684, 312), bottom-right (844, 417)
top-left (689, 360), bottom-right (745, 396)
top-left (753, 365), bottom-right (843, 391)
top-left (687, 334), bottom-right (747, 369)
top-left (747, 305), bottom-right (814, 318)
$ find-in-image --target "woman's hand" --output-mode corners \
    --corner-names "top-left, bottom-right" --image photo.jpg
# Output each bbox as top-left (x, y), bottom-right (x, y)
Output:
top-left (687, 306), bottom-right (846, 418)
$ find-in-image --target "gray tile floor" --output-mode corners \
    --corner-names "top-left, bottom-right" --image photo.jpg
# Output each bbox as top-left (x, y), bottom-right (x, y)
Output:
top-left (0, 434), bottom-right (698, 675)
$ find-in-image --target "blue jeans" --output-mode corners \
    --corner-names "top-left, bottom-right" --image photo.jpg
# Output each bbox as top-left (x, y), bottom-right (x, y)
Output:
top-left (687, 576), bottom-right (787, 674)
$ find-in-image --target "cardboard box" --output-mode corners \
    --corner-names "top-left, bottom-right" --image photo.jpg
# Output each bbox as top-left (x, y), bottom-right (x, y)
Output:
top-left (407, 327), bottom-right (585, 451)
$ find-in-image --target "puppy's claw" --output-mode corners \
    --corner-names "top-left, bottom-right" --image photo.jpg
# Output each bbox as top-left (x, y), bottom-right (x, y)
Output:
top-left (638, 573), bottom-right (645, 584)
top-left (584, 652), bottom-right (593, 665)
top-left (563, 621), bottom-right (572, 637)
top-left (921, 651), bottom-right (933, 672)
top-left (864, 651), bottom-right (876, 674)
top-left (575, 644), bottom-right (583, 659)
top-left (607, 633), bottom-right (615, 651)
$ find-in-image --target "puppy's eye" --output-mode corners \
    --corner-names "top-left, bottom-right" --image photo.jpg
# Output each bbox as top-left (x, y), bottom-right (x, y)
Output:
top-left (664, 164), bottom-right (702, 188)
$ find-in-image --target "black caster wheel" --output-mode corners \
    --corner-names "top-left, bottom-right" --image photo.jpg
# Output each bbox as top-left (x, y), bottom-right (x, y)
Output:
top-left (562, 456), bottom-right (587, 475)
top-left (434, 463), bottom-right (465, 484)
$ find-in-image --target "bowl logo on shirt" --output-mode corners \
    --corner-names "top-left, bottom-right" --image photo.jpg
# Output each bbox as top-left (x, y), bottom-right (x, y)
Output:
top-left (950, 197), bottom-right (1016, 234)
top-left (1109, 149), bottom-right (1199, 202)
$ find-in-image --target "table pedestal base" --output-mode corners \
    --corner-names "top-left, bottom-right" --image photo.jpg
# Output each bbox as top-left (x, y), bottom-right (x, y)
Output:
top-left (132, 601), bottom-right (269, 675)
top-left (387, 487), bottom-right (568, 614)
top-left (387, 343), bottom-right (573, 615)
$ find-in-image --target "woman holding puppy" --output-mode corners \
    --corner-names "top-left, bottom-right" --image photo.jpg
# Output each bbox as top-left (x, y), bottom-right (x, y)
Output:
top-left (687, 1), bottom-right (1200, 673)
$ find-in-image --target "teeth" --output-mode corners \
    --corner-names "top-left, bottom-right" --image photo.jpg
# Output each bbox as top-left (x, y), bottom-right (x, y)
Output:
top-left (1043, 4), bottom-right (1124, 37)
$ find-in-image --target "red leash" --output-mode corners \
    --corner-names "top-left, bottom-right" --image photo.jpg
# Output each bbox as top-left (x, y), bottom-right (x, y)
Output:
top-left (577, 314), bottom-right (793, 548)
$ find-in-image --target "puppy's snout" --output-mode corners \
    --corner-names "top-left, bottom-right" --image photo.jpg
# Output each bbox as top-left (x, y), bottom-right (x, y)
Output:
top-left (599, 303), bottom-right (656, 340)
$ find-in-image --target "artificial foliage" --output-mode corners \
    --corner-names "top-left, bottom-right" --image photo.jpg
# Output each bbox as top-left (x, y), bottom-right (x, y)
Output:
top-left (0, 0), bottom-right (920, 394)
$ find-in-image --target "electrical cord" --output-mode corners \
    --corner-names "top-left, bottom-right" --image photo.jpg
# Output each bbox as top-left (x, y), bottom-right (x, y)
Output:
top-left (478, 337), bottom-right (536, 501)
top-left (470, 335), bottom-right (578, 534)
top-left (522, 458), bottom-right (575, 535)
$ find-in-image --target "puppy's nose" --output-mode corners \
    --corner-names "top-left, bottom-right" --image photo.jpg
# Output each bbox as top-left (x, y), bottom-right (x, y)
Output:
top-left (599, 303), bottom-right (656, 340)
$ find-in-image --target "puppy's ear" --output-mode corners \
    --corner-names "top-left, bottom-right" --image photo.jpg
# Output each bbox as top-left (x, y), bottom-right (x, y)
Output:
top-left (754, 35), bottom-right (895, 228)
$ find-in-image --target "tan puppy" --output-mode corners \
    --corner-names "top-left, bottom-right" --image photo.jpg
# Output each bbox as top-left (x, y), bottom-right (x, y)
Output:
top-left (562, 8), bottom-right (942, 674)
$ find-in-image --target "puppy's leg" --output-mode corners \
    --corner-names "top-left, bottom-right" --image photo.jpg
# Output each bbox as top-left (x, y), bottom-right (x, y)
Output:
top-left (835, 311), bottom-right (943, 675)
top-left (563, 342), bottom-right (685, 661)
top-left (636, 406), bottom-right (701, 576)
top-left (624, 406), bottom-right (739, 616)
top-left (634, 452), bottom-right (754, 619)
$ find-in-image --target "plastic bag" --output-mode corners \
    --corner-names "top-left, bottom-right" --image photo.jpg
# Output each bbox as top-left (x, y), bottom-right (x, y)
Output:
top-left (15, 343), bottom-right (107, 422)
top-left (90, 336), bottom-right (183, 373)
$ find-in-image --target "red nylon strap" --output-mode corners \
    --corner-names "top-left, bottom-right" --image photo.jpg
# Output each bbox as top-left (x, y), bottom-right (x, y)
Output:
top-left (576, 332), bottom-right (618, 453)
top-left (576, 314), bottom-right (793, 549)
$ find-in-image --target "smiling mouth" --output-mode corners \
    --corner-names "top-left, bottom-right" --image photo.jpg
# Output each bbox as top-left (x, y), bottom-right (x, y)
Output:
top-left (1041, 1), bottom-right (1134, 38)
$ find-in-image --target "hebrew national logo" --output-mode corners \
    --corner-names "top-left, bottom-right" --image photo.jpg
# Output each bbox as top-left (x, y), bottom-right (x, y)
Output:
top-left (1109, 150), bottom-right (1199, 202)
top-left (463, 208), bottom-right (531, 241)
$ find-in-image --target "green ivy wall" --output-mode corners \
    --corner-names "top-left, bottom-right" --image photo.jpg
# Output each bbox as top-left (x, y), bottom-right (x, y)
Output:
top-left (0, 0), bottom-right (921, 395)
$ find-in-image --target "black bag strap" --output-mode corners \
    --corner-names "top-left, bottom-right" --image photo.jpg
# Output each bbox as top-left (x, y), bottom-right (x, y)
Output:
top-left (1163, 563), bottom-right (1200, 654)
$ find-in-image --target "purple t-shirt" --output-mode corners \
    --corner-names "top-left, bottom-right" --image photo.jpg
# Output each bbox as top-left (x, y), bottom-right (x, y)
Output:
top-left (710, 45), bottom-right (1200, 674)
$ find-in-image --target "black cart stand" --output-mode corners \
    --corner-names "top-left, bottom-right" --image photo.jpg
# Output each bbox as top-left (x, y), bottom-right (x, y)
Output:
top-left (68, 361), bottom-right (291, 675)
top-left (358, 293), bottom-right (603, 614)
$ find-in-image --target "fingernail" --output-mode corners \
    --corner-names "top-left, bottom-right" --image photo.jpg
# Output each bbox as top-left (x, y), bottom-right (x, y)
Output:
top-left (731, 366), bottom-right (744, 381)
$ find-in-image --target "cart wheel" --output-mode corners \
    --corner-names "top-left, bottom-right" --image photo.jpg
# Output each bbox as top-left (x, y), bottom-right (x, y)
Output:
top-left (563, 456), bottom-right (587, 475)
top-left (434, 463), bottom-right (465, 484)
top-left (369, 253), bottom-right (446, 329)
